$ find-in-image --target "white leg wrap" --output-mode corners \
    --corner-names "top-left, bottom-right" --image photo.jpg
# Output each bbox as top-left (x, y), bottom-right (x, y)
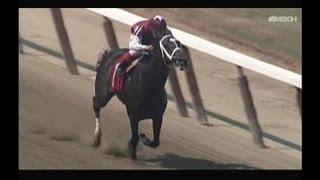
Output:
top-left (95, 118), bottom-right (100, 136)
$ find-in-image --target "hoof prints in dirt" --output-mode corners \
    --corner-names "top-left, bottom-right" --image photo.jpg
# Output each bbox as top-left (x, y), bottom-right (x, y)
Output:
top-left (26, 127), bottom-right (46, 135)
top-left (49, 130), bottom-right (79, 142)
top-left (101, 142), bottom-right (127, 158)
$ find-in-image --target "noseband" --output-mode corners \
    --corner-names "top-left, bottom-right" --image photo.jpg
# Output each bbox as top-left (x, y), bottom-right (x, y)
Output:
top-left (159, 35), bottom-right (182, 65)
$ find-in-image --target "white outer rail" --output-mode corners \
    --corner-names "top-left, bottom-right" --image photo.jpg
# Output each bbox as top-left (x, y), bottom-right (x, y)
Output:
top-left (86, 8), bottom-right (301, 88)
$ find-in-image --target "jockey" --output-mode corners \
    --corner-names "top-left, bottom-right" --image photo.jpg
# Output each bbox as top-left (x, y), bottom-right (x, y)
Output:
top-left (116, 15), bottom-right (172, 75)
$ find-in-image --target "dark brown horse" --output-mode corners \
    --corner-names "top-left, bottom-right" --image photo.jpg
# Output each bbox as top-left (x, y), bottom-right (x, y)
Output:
top-left (92, 34), bottom-right (188, 160)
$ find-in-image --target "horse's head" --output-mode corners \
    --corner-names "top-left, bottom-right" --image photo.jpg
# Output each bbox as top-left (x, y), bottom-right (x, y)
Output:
top-left (158, 35), bottom-right (188, 71)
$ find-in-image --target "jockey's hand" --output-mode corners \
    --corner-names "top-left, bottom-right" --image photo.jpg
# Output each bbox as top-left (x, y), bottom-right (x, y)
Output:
top-left (143, 45), bottom-right (153, 51)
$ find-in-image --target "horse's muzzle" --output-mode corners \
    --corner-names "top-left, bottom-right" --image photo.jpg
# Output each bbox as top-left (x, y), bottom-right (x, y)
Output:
top-left (174, 58), bottom-right (188, 71)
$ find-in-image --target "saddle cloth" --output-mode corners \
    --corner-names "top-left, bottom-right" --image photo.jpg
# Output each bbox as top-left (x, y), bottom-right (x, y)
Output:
top-left (109, 56), bottom-right (140, 93)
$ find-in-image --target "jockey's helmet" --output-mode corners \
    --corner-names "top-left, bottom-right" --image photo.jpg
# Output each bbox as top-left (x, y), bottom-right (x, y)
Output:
top-left (150, 15), bottom-right (167, 32)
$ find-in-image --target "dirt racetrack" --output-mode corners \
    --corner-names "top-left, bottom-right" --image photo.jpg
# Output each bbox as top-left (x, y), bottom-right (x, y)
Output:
top-left (19, 9), bottom-right (301, 169)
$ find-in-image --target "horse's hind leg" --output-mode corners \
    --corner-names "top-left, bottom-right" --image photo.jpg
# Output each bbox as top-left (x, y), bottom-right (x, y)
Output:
top-left (92, 93), bottom-right (114, 148)
top-left (140, 117), bottom-right (163, 148)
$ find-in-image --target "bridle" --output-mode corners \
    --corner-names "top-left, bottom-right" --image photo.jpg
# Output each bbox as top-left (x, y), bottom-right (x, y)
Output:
top-left (159, 35), bottom-right (182, 66)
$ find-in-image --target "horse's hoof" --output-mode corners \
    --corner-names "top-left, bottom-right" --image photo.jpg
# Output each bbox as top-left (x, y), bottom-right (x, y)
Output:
top-left (201, 122), bottom-right (214, 126)
top-left (139, 133), bottom-right (146, 138)
top-left (127, 141), bottom-right (137, 160)
top-left (139, 134), bottom-right (151, 145)
top-left (92, 137), bottom-right (101, 148)
top-left (127, 149), bottom-right (137, 161)
top-left (129, 154), bottom-right (137, 161)
top-left (256, 142), bottom-right (268, 149)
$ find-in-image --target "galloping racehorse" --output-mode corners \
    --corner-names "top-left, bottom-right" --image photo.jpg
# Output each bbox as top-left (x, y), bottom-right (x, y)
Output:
top-left (92, 34), bottom-right (188, 160)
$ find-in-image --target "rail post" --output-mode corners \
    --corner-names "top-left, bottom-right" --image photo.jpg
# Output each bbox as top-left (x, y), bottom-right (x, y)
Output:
top-left (296, 87), bottom-right (301, 116)
top-left (103, 17), bottom-right (119, 50)
top-left (182, 45), bottom-right (211, 125)
top-left (19, 32), bottom-right (24, 54)
top-left (50, 8), bottom-right (78, 75)
top-left (237, 66), bottom-right (266, 148)
top-left (168, 68), bottom-right (189, 117)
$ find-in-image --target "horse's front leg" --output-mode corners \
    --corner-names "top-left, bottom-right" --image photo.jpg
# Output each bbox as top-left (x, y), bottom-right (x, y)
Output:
top-left (140, 117), bottom-right (163, 148)
top-left (127, 117), bottom-right (139, 160)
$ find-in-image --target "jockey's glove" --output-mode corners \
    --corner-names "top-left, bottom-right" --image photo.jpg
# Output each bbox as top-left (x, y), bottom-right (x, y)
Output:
top-left (143, 45), bottom-right (153, 51)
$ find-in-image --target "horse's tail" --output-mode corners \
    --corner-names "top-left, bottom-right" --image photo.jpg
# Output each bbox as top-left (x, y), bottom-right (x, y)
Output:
top-left (94, 48), bottom-right (128, 96)
top-left (96, 48), bottom-right (129, 70)
top-left (96, 49), bottom-right (108, 70)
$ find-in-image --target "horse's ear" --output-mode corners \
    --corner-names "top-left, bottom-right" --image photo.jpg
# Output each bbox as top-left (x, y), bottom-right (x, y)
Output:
top-left (176, 40), bottom-right (181, 47)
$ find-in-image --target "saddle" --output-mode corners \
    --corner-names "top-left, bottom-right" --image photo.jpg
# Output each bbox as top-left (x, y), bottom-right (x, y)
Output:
top-left (109, 54), bottom-right (145, 93)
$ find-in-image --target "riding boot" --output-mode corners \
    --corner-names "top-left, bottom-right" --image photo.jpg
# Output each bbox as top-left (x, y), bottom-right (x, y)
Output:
top-left (116, 52), bottom-right (135, 76)
top-left (116, 64), bottom-right (127, 76)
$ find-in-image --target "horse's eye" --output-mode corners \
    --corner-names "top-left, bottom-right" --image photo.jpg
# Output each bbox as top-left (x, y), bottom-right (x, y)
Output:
top-left (162, 38), bottom-right (169, 46)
